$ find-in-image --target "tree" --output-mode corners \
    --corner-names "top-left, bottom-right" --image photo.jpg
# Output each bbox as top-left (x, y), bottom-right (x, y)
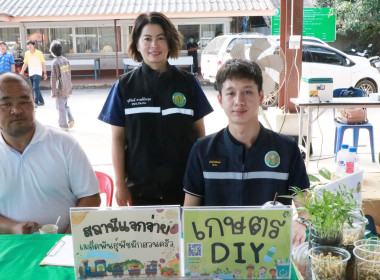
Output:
top-left (316, 0), bottom-right (380, 49)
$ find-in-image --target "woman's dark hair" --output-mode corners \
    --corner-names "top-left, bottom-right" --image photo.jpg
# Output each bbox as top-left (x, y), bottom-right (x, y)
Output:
top-left (216, 58), bottom-right (263, 94)
top-left (128, 12), bottom-right (183, 62)
top-left (50, 40), bottom-right (63, 57)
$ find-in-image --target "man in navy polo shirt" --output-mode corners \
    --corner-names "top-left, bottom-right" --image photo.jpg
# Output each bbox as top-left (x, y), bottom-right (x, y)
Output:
top-left (183, 58), bottom-right (310, 248)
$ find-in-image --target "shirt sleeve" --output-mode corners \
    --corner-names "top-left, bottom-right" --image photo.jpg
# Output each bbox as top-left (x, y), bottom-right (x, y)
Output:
top-left (98, 80), bottom-right (125, 127)
top-left (183, 140), bottom-right (205, 198)
top-left (39, 51), bottom-right (45, 63)
top-left (68, 141), bottom-right (99, 199)
top-left (50, 60), bottom-right (59, 96)
top-left (23, 52), bottom-right (29, 64)
top-left (9, 53), bottom-right (15, 64)
top-left (192, 77), bottom-right (214, 121)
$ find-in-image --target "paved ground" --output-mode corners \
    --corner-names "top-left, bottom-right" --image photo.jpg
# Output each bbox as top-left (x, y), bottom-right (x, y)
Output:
top-left (35, 73), bottom-right (380, 205)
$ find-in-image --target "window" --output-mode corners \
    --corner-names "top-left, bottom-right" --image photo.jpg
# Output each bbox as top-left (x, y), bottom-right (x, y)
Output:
top-left (199, 24), bottom-right (223, 49)
top-left (50, 28), bottom-right (73, 54)
top-left (178, 25), bottom-right (199, 50)
top-left (308, 46), bottom-right (345, 66)
top-left (178, 24), bottom-right (223, 50)
top-left (0, 27), bottom-right (21, 54)
top-left (75, 27), bottom-right (121, 53)
top-left (27, 28), bottom-right (49, 53)
top-left (99, 26), bottom-right (121, 53)
top-left (75, 27), bottom-right (99, 53)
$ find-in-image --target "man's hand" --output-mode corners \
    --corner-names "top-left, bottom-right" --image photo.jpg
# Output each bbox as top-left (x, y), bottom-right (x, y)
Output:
top-left (292, 220), bottom-right (307, 249)
top-left (115, 183), bottom-right (133, 206)
top-left (12, 221), bottom-right (40, 234)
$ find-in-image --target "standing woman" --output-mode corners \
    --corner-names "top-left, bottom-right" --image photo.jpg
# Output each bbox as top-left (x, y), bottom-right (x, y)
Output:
top-left (99, 12), bottom-right (213, 206)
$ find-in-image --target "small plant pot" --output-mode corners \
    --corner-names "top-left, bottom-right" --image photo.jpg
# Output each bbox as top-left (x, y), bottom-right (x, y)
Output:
top-left (354, 238), bottom-right (380, 247)
top-left (353, 244), bottom-right (380, 280)
top-left (308, 225), bottom-right (343, 248)
top-left (308, 246), bottom-right (350, 280)
top-left (343, 222), bottom-right (364, 246)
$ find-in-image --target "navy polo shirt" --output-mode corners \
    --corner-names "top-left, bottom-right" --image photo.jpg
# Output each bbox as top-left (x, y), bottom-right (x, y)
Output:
top-left (183, 124), bottom-right (310, 206)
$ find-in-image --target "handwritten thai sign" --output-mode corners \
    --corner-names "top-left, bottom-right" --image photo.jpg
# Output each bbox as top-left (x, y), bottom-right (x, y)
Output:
top-left (183, 207), bottom-right (293, 279)
top-left (70, 206), bottom-right (180, 280)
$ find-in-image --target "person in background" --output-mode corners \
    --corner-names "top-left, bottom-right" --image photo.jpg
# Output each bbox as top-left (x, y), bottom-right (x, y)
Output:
top-left (50, 40), bottom-right (75, 131)
top-left (20, 40), bottom-right (47, 107)
top-left (0, 72), bottom-right (100, 234)
top-left (183, 58), bottom-right (310, 248)
top-left (186, 35), bottom-right (199, 74)
top-left (98, 12), bottom-right (213, 206)
top-left (0, 41), bottom-right (15, 74)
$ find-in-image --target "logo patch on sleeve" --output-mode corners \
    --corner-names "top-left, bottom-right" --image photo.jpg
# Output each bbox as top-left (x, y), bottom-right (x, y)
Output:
top-left (264, 151), bottom-right (280, 168)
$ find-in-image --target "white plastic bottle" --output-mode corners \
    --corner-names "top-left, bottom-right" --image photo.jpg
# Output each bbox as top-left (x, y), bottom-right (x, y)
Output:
top-left (346, 147), bottom-right (359, 174)
top-left (335, 144), bottom-right (349, 178)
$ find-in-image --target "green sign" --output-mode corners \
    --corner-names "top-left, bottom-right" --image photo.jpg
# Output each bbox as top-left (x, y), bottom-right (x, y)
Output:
top-left (272, 8), bottom-right (336, 41)
top-left (183, 207), bottom-right (293, 279)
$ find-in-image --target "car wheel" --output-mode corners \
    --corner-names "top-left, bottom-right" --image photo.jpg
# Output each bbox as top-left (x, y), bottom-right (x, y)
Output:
top-left (355, 79), bottom-right (377, 96)
top-left (261, 91), bottom-right (278, 109)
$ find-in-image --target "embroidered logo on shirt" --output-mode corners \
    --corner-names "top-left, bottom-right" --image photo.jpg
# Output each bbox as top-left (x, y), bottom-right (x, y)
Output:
top-left (264, 151), bottom-right (280, 168)
top-left (172, 92), bottom-right (186, 107)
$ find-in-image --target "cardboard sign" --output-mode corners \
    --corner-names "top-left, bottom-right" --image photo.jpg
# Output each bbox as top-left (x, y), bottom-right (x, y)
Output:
top-left (315, 170), bottom-right (363, 202)
top-left (183, 207), bottom-right (293, 280)
top-left (70, 206), bottom-right (180, 279)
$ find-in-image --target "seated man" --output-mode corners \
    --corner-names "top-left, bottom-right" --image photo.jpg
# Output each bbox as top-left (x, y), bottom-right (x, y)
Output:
top-left (0, 72), bottom-right (101, 234)
top-left (183, 59), bottom-right (310, 248)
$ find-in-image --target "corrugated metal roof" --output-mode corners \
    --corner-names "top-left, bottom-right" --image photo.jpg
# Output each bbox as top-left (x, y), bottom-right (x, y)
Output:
top-left (0, 0), bottom-right (274, 18)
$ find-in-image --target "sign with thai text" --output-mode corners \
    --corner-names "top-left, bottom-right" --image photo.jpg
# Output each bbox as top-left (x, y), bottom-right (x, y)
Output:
top-left (272, 8), bottom-right (336, 42)
top-left (70, 206), bottom-right (180, 279)
top-left (183, 207), bottom-right (293, 279)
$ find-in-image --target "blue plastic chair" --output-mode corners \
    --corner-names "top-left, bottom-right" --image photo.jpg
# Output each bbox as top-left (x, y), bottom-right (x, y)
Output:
top-left (333, 88), bottom-right (375, 162)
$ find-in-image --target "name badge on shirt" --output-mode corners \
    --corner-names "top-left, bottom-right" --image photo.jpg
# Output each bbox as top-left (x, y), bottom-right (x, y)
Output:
top-left (204, 157), bottom-right (227, 170)
top-left (126, 96), bottom-right (153, 108)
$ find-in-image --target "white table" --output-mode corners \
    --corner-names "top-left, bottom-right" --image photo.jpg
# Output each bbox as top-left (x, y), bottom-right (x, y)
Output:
top-left (45, 58), bottom-right (101, 80)
top-left (123, 56), bottom-right (194, 73)
top-left (290, 97), bottom-right (380, 168)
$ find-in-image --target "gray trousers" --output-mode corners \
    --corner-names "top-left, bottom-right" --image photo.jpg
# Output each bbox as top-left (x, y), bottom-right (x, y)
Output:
top-left (56, 96), bottom-right (74, 128)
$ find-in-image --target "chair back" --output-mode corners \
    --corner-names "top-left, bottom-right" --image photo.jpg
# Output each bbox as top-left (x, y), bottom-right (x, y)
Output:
top-left (95, 171), bottom-right (114, 207)
top-left (333, 87), bottom-right (366, 98)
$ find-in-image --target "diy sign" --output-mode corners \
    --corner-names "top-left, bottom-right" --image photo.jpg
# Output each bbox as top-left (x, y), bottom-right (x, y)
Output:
top-left (70, 206), bottom-right (180, 279)
top-left (183, 207), bottom-right (293, 280)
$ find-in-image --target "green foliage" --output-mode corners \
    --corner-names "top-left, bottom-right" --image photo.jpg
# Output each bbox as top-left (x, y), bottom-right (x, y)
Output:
top-left (316, 0), bottom-right (380, 43)
top-left (290, 185), bottom-right (360, 239)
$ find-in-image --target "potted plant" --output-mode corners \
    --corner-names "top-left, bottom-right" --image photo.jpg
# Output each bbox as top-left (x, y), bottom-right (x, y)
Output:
top-left (289, 183), bottom-right (360, 248)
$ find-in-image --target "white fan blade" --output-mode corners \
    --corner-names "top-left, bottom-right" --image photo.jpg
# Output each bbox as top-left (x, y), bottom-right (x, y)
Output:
top-left (262, 71), bottom-right (276, 97)
top-left (248, 38), bottom-right (272, 61)
top-left (257, 54), bottom-right (284, 73)
top-left (230, 41), bottom-right (246, 59)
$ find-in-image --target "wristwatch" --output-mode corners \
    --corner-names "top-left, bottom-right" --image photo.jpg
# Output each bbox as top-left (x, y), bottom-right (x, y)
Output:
top-left (296, 217), bottom-right (311, 228)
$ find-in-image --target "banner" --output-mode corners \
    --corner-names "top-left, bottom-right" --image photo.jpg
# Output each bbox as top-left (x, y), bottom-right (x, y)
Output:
top-left (70, 206), bottom-right (180, 279)
top-left (183, 207), bottom-right (293, 280)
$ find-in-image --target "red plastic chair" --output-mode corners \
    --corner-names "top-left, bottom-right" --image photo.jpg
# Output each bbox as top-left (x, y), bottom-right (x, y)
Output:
top-left (95, 171), bottom-right (114, 207)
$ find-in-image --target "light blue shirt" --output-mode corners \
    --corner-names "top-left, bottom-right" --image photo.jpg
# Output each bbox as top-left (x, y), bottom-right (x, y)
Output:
top-left (0, 51), bottom-right (15, 73)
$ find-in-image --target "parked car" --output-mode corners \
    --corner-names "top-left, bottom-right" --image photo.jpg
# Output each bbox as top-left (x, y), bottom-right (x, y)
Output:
top-left (302, 42), bottom-right (380, 95)
top-left (201, 34), bottom-right (380, 108)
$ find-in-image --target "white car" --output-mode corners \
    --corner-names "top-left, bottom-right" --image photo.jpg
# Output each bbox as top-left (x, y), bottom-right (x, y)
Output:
top-left (201, 34), bottom-right (380, 108)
